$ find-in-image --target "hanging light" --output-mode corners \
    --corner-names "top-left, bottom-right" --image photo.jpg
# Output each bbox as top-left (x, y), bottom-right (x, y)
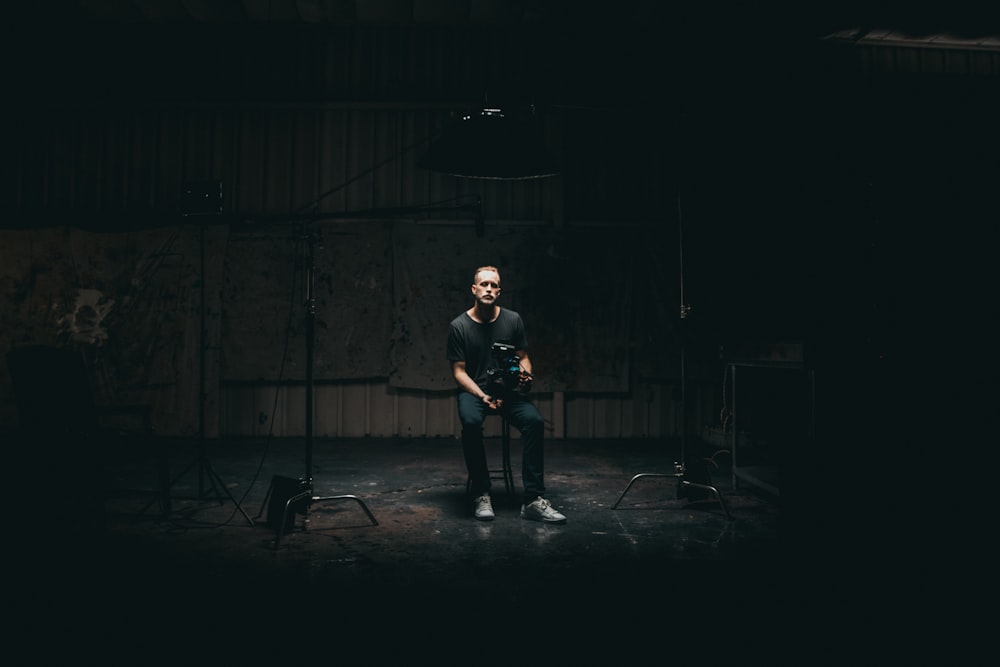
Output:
top-left (418, 107), bottom-right (559, 180)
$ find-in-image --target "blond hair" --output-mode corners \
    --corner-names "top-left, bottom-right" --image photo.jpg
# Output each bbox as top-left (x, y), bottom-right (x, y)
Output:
top-left (473, 266), bottom-right (501, 285)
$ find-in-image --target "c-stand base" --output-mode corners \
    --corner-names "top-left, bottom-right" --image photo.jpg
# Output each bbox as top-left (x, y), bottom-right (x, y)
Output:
top-left (262, 479), bottom-right (378, 550)
top-left (611, 464), bottom-right (733, 520)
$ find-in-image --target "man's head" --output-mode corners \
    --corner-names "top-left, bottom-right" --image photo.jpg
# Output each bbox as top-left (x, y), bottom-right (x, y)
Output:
top-left (471, 266), bottom-right (501, 307)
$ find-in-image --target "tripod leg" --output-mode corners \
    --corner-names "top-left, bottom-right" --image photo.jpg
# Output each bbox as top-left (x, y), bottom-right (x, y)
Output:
top-left (136, 454), bottom-right (196, 516)
top-left (680, 480), bottom-right (733, 521)
top-left (272, 493), bottom-right (378, 550)
top-left (313, 494), bottom-right (379, 527)
top-left (134, 443), bottom-right (174, 518)
top-left (202, 459), bottom-right (255, 526)
top-left (613, 473), bottom-right (733, 520)
top-left (256, 483), bottom-right (273, 522)
top-left (611, 473), bottom-right (675, 509)
top-left (139, 452), bottom-right (217, 514)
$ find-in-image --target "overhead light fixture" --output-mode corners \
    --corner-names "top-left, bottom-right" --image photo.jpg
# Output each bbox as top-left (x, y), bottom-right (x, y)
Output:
top-left (418, 107), bottom-right (559, 180)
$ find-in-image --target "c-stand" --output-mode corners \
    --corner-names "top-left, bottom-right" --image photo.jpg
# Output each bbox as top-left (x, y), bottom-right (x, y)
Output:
top-left (264, 228), bottom-right (377, 550)
top-left (611, 196), bottom-right (731, 520)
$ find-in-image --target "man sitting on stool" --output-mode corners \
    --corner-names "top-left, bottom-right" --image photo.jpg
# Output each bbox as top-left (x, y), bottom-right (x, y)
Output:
top-left (447, 265), bottom-right (567, 524)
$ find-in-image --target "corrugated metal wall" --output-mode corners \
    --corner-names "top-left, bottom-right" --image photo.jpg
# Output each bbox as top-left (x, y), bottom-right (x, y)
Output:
top-left (7, 21), bottom-right (673, 225)
top-left (9, 18), bottom-right (995, 440)
top-left (4, 94), bottom-right (704, 439)
top-left (10, 104), bottom-right (566, 223)
top-left (854, 41), bottom-right (1000, 76)
top-left (217, 379), bottom-right (716, 440)
top-left (4, 22), bottom-right (706, 441)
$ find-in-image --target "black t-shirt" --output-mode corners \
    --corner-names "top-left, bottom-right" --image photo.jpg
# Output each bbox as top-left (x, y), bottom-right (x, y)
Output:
top-left (447, 308), bottom-right (528, 391)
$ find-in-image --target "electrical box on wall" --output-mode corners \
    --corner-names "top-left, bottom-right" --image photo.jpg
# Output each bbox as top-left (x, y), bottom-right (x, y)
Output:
top-left (179, 180), bottom-right (223, 217)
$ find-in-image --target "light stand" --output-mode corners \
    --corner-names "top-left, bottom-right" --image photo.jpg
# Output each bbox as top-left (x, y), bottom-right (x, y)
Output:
top-left (248, 199), bottom-right (479, 547)
top-left (145, 181), bottom-right (254, 524)
top-left (611, 195), bottom-right (731, 520)
top-left (266, 227), bottom-right (377, 550)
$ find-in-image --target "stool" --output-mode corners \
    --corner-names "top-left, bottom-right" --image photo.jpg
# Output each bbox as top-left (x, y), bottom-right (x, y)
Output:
top-left (466, 413), bottom-right (515, 496)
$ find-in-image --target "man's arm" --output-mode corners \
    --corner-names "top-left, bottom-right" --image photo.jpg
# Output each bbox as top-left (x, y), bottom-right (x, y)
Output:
top-left (516, 350), bottom-right (532, 375)
top-left (452, 360), bottom-right (492, 403)
top-left (515, 350), bottom-right (534, 392)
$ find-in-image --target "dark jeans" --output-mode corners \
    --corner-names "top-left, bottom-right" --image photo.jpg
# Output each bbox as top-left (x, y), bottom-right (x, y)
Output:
top-left (457, 391), bottom-right (545, 504)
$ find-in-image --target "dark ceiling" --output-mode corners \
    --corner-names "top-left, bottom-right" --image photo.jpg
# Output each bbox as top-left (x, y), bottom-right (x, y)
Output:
top-left (7, 2), bottom-right (997, 111)
top-left (9, 1), bottom-right (999, 37)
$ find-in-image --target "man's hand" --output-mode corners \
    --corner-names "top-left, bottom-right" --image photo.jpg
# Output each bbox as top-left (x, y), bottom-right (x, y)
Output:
top-left (483, 394), bottom-right (502, 410)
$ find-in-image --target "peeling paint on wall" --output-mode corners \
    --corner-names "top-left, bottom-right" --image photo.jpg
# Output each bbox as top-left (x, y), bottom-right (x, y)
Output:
top-left (0, 225), bottom-right (226, 437)
top-left (220, 220), bottom-right (395, 383)
top-left (58, 288), bottom-right (115, 345)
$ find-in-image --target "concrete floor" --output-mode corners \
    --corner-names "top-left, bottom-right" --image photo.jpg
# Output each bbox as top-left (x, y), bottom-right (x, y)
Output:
top-left (17, 435), bottom-right (844, 665)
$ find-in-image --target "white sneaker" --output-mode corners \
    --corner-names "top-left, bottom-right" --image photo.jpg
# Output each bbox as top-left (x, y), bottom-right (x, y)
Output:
top-left (474, 493), bottom-right (495, 521)
top-left (520, 497), bottom-right (566, 524)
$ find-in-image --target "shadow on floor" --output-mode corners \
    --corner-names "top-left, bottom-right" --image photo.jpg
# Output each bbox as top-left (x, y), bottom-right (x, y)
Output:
top-left (17, 436), bottom-right (842, 664)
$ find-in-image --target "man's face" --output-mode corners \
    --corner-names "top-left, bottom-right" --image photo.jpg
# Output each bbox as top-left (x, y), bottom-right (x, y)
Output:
top-left (471, 270), bottom-right (501, 306)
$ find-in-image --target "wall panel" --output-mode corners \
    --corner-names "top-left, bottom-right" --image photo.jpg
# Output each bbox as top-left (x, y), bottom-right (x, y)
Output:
top-left (425, 391), bottom-right (457, 438)
top-left (368, 382), bottom-right (397, 437)
top-left (4, 21), bottom-right (856, 445)
top-left (341, 382), bottom-right (369, 437)
top-left (262, 111), bottom-right (297, 213)
top-left (314, 385), bottom-right (344, 437)
top-left (395, 389), bottom-right (426, 438)
top-left (9, 102), bottom-right (582, 228)
top-left (218, 379), bottom-right (716, 441)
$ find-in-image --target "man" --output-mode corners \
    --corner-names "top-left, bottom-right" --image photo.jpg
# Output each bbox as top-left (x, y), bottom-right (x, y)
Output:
top-left (447, 265), bottom-right (567, 523)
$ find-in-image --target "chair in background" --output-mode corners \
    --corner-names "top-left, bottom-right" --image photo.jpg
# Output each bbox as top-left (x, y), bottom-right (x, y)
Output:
top-left (5, 345), bottom-right (170, 522)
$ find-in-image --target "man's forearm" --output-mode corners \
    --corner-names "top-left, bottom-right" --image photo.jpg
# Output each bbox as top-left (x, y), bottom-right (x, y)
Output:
top-left (454, 370), bottom-right (486, 400)
top-left (517, 351), bottom-right (532, 375)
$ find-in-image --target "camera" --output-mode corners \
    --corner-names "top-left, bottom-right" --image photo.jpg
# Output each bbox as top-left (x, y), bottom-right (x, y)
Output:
top-left (485, 342), bottom-right (532, 397)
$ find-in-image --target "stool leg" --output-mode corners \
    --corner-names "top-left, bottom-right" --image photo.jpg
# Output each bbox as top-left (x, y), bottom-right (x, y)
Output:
top-left (465, 417), bottom-right (516, 497)
top-left (502, 418), bottom-right (514, 495)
